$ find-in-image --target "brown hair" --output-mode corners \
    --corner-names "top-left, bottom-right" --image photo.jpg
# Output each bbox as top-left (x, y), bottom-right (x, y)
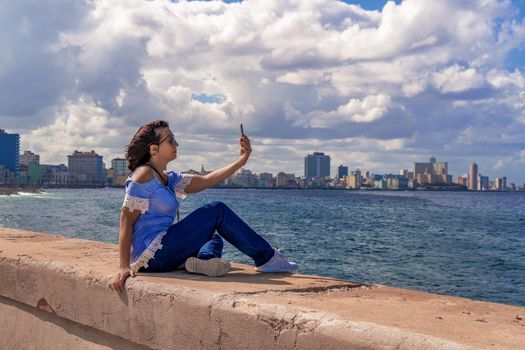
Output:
top-left (125, 120), bottom-right (170, 171)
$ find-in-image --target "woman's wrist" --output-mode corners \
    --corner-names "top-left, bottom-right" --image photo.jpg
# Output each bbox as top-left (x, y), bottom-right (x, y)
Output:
top-left (235, 158), bottom-right (246, 167)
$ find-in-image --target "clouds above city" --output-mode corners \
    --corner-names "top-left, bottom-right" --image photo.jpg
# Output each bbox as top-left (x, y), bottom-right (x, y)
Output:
top-left (1, 0), bottom-right (525, 182)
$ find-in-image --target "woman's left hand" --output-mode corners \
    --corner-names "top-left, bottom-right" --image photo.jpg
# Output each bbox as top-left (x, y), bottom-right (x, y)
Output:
top-left (239, 136), bottom-right (252, 165)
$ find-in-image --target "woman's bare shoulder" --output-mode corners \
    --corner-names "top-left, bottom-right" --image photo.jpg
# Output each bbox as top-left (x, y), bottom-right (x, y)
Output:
top-left (130, 166), bottom-right (154, 184)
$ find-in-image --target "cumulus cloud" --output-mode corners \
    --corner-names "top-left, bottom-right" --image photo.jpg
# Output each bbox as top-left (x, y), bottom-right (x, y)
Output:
top-left (1, 0), bottom-right (525, 182)
top-left (432, 64), bottom-right (486, 94)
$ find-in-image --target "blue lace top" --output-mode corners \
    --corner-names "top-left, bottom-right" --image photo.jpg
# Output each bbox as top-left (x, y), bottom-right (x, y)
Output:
top-left (121, 170), bottom-right (193, 272)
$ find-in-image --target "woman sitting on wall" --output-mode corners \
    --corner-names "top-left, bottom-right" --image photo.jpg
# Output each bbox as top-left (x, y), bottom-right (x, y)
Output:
top-left (113, 120), bottom-right (297, 293)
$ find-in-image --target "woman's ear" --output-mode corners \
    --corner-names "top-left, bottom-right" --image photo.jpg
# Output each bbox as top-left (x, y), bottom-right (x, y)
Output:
top-left (149, 144), bottom-right (159, 156)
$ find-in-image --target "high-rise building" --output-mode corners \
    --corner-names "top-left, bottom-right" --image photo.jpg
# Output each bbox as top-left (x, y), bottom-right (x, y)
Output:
top-left (304, 152), bottom-right (330, 178)
top-left (478, 174), bottom-right (489, 191)
top-left (20, 150), bottom-right (40, 166)
top-left (337, 165), bottom-right (348, 179)
top-left (68, 150), bottom-right (105, 186)
top-left (495, 177), bottom-right (507, 191)
top-left (469, 163), bottom-right (478, 191)
top-left (413, 157), bottom-right (451, 185)
top-left (0, 129), bottom-right (20, 177)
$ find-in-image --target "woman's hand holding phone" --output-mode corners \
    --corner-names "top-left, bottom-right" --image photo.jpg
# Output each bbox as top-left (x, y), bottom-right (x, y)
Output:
top-left (239, 124), bottom-right (251, 165)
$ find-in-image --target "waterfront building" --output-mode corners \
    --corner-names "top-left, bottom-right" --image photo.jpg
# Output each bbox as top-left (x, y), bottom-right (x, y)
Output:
top-left (0, 165), bottom-right (16, 185)
top-left (374, 179), bottom-right (387, 189)
top-left (68, 150), bottom-right (105, 186)
top-left (0, 129), bottom-right (20, 177)
top-left (20, 151), bottom-right (40, 166)
top-left (456, 176), bottom-right (467, 187)
top-left (276, 172), bottom-right (297, 188)
top-left (345, 169), bottom-right (362, 189)
top-left (304, 152), bottom-right (330, 178)
top-left (52, 168), bottom-right (70, 186)
top-left (385, 174), bottom-right (409, 190)
top-left (336, 165), bottom-right (348, 179)
top-left (495, 177), bottom-right (507, 191)
top-left (400, 169), bottom-right (414, 180)
top-left (228, 169), bottom-right (257, 187)
top-left (38, 164), bottom-right (69, 186)
top-left (478, 175), bottom-right (489, 191)
top-left (413, 157), bottom-right (451, 185)
top-left (199, 164), bottom-right (212, 176)
top-left (111, 158), bottom-right (129, 177)
top-left (469, 163), bottom-right (478, 191)
top-left (182, 169), bottom-right (200, 175)
top-left (109, 158), bottom-right (130, 186)
top-left (258, 172), bottom-right (274, 188)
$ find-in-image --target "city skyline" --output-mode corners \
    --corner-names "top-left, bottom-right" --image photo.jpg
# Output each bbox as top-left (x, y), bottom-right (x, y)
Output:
top-left (1, 1), bottom-right (525, 183)
top-left (4, 126), bottom-right (521, 187)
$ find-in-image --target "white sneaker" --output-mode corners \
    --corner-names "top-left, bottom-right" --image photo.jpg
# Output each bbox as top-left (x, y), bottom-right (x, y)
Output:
top-left (255, 248), bottom-right (298, 273)
top-left (185, 257), bottom-right (231, 277)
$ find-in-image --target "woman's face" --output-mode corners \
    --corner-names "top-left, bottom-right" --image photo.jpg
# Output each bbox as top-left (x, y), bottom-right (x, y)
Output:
top-left (156, 128), bottom-right (179, 161)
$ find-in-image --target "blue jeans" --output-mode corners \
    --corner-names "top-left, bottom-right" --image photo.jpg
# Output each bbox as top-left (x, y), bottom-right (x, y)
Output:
top-left (141, 201), bottom-right (275, 272)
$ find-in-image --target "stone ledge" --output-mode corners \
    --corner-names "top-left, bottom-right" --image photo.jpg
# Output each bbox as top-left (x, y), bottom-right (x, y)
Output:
top-left (0, 227), bottom-right (523, 349)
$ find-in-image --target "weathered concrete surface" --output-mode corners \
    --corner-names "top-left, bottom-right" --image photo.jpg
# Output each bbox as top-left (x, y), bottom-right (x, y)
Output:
top-left (0, 227), bottom-right (523, 350)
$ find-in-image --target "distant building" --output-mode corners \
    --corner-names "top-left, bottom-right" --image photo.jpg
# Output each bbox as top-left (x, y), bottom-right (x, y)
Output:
top-left (385, 174), bottom-right (409, 190)
top-left (400, 169), bottom-right (414, 180)
top-left (0, 129), bottom-right (20, 177)
top-left (111, 158), bottom-right (129, 177)
top-left (374, 179), bottom-right (387, 189)
top-left (495, 177), bottom-right (507, 191)
top-left (336, 165), bottom-right (348, 179)
top-left (456, 176), bottom-right (467, 187)
top-left (0, 165), bottom-right (16, 185)
top-left (469, 163), bottom-right (478, 191)
top-left (304, 152), bottom-right (330, 178)
top-left (199, 164), bottom-right (212, 176)
top-left (228, 169), bottom-right (257, 187)
top-left (478, 175), bottom-right (489, 191)
top-left (68, 150), bottom-right (105, 186)
top-left (37, 164), bottom-right (69, 186)
top-left (345, 169), bottom-right (362, 189)
top-left (413, 157), bottom-right (451, 185)
top-left (182, 169), bottom-right (200, 175)
top-left (51, 166), bottom-right (70, 186)
top-left (258, 172), bottom-right (274, 188)
top-left (20, 151), bottom-right (40, 166)
top-left (276, 172), bottom-right (297, 188)
top-left (109, 158), bottom-right (131, 186)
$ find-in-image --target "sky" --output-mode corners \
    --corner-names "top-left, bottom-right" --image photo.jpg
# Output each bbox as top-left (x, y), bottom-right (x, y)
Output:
top-left (1, 0), bottom-right (525, 183)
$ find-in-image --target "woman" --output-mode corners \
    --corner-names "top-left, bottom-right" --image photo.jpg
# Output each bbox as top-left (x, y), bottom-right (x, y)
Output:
top-left (113, 120), bottom-right (297, 293)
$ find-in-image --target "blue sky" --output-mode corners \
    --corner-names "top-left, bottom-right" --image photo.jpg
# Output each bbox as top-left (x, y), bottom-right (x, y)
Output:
top-left (1, 0), bottom-right (525, 183)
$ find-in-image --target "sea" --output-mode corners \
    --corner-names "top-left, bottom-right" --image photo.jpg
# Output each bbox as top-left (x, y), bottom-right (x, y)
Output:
top-left (1, 188), bottom-right (524, 307)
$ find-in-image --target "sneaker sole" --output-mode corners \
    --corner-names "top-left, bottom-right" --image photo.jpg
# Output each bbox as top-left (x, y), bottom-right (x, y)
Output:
top-left (255, 266), bottom-right (298, 273)
top-left (185, 257), bottom-right (231, 277)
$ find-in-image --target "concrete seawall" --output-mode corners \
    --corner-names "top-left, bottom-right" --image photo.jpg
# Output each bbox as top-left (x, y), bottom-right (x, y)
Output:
top-left (0, 227), bottom-right (523, 350)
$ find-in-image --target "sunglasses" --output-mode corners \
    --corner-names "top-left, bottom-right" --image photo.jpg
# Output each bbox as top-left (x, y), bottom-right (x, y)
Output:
top-left (160, 135), bottom-right (178, 146)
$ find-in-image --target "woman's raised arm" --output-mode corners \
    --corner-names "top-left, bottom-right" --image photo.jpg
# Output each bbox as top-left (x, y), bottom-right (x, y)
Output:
top-left (185, 136), bottom-right (252, 193)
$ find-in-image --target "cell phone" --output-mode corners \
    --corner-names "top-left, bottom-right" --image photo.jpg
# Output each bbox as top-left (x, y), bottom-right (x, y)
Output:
top-left (240, 123), bottom-right (245, 137)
